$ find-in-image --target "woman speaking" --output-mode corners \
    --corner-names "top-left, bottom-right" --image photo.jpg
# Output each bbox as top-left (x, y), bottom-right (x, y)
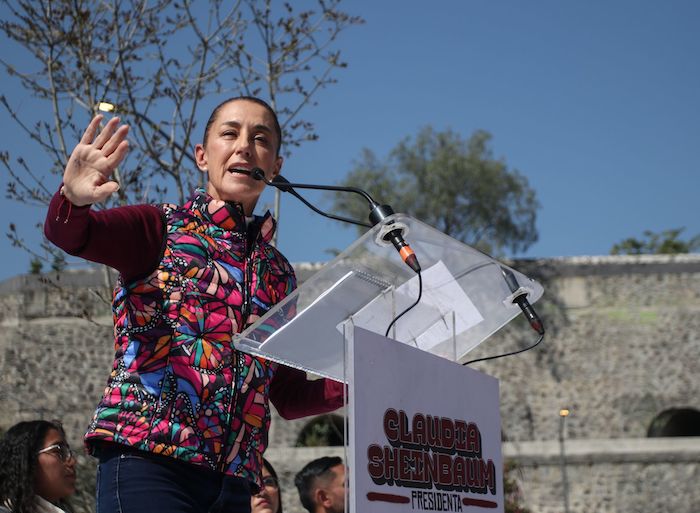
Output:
top-left (45, 97), bottom-right (344, 513)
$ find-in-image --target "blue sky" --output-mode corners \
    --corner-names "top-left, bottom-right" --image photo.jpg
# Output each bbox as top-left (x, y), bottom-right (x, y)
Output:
top-left (1, 0), bottom-right (699, 281)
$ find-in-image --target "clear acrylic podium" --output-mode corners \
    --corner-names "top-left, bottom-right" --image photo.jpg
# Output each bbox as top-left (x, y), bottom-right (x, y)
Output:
top-left (234, 213), bottom-right (543, 380)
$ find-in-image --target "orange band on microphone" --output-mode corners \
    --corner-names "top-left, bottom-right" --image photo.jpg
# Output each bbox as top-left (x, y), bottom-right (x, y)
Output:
top-left (399, 246), bottom-right (415, 262)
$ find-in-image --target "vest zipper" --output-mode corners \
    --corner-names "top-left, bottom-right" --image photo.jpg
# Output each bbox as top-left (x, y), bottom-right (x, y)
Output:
top-left (218, 350), bottom-right (238, 473)
top-left (242, 247), bottom-right (253, 321)
top-left (219, 229), bottom-right (256, 472)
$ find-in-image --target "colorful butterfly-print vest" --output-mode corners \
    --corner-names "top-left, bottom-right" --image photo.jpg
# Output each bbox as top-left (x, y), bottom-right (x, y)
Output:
top-left (84, 189), bottom-right (296, 485)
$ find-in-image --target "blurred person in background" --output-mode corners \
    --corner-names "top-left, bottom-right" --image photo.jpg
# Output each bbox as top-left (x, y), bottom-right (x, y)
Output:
top-left (0, 420), bottom-right (76, 513)
top-left (251, 459), bottom-right (283, 513)
top-left (294, 457), bottom-right (345, 513)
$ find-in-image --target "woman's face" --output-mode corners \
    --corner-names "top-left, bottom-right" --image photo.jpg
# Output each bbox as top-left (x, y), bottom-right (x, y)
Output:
top-left (195, 99), bottom-right (283, 214)
top-left (34, 428), bottom-right (76, 503)
top-left (251, 465), bottom-right (281, 513)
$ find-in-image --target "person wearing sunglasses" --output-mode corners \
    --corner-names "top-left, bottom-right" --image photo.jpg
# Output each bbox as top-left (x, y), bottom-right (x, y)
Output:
top-left (251, 459), bottom-right (283, 513)
top-left (0, 420), bottom-right (77, 513)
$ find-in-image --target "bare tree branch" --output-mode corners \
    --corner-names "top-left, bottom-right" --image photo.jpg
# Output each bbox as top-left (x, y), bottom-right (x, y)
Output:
top-left (1, 0), bottom-right (363, 271)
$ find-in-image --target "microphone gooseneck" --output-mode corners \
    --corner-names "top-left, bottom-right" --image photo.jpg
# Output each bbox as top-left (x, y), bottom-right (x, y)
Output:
top-left (251, 168), bottom-right (421, 273)
top-left (258, 171), bottom-right (371, 228)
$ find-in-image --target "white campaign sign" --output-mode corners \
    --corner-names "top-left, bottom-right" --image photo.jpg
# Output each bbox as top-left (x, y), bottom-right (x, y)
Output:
top-left (349, 327), bottom-right (504, 513)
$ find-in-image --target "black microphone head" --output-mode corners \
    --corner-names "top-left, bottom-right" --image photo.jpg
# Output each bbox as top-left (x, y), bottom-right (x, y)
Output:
top-left (251, 168), bottom-right (267, 181)
top-left (500, 266), bottom-right (521, 294)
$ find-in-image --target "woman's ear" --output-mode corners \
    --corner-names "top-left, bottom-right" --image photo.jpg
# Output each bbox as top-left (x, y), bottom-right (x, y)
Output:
top-left (195, 143), bottom-right (208, 172)
top-left (271, 155), bottom-right (283, 178)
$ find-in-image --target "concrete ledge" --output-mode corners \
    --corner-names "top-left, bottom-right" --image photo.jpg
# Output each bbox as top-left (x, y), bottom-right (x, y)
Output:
top-left (265, 445), bottom-right (345, 462)
top-left (542, 254), bottom-right (700, 276)
top-left (0, 267), bottom-right (116, 295)
top-left (505, 437), bottom-right (700, 466)
top-left (261, 437), bottom-right (700, 467)
top-left (0, 316), bottom-right (114, 326)
top-left (3, 254), bottom-right (699, 295)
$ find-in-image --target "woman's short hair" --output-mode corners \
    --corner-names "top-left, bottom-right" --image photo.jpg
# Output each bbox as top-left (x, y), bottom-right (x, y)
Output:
top-left (202, 96), bottom-right (282, 155)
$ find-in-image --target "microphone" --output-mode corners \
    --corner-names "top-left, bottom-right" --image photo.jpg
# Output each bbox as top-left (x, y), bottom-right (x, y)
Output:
top-left (500, 266), bottom-right (544, 335)
top-left (251, 168), bottom-right (421, 273)
top-left (367, 203), bottom-right (421, 273)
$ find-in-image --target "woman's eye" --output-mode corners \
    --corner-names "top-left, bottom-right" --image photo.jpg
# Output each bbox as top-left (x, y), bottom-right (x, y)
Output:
top-left (222, 130), bottom-right (237, 137)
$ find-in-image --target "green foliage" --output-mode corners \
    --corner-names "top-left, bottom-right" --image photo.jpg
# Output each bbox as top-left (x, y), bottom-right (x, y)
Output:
top-left (331, 127), bottom-right (539, 255)
top-left (610, 227), bottom-right (700, 255)
top-left (29, 257), bottom-right (43, 274)
top-left (295, 414), bottom-right (345, 447)
top-left (51, 252), bottom-right (67, 272)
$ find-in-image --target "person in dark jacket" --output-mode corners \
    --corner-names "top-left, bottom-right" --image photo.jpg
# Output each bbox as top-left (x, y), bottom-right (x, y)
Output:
top-left (44, 97), bottom-right (344, 513)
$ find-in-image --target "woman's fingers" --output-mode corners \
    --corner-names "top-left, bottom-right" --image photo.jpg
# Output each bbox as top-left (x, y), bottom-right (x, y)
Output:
top-left (92, 116), bottom-right (122, 150)
top-left (63, 116), bottom-right (131, 205)
top-left (79, 115), bottom-right (104, 145)
top-left (105, 139), bottom-right (130, 170)
top-left (101, 124), bottom-right (130, 157)
top-left (93, 180), bottom-right (121, 203)
top-left (79, 115), bottom-right (129, 153)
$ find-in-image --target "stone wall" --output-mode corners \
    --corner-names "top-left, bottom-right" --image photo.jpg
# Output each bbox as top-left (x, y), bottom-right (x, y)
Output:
top-left (472, 255), bottom-right (700, 443)
top-left (505, 437), bottom-right (700, 513)
top-left (262, 439), bottom-right (700, 513)
top-left (1, 255), bottom-right (699, 513)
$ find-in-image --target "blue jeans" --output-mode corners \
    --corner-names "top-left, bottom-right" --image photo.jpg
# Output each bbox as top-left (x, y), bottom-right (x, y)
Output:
top-left (95, 447), bottom-right (252, 513)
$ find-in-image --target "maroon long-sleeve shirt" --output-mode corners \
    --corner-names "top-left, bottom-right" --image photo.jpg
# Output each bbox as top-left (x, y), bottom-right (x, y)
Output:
top-left (45, 189), bottom-right (345, 419)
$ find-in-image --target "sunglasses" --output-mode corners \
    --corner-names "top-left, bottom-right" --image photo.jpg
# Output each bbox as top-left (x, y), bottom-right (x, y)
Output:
top-left (37, 443), bottom-right (74, 462)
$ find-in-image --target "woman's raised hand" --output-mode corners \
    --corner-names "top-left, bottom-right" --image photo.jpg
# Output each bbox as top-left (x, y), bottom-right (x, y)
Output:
top-left (61, 115), bottom-right (130, 206)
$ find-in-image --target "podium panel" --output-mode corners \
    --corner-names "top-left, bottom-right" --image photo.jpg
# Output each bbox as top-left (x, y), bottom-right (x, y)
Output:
top-left (235, 214), bottom-right (543, 381)
top-left (348, 327), bottom-right (504, 513)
